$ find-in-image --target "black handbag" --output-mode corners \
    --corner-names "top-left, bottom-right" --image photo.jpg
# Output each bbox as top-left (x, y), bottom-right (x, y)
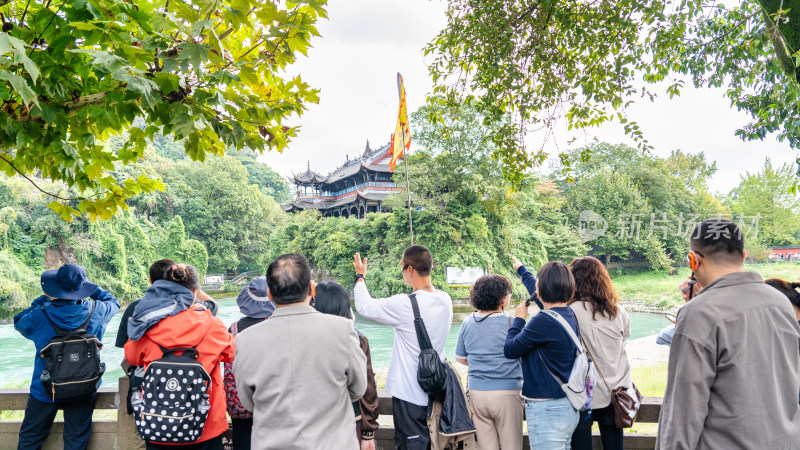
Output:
top-left (409, 293), bottom-right (447, 396)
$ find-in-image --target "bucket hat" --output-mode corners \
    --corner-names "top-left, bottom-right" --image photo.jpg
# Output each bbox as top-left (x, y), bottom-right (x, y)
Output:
top-left (40, 264), bottom-right (98, 300)
top-left (237, 276), bottom-right (274, 319)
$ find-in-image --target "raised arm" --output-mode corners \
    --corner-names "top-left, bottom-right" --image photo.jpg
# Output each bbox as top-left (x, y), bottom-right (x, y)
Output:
top-left (352, 253), bottom-right (406, 326)
top-left (89, 287), bottom-right (121, 322)
top-left (516, 265), bottom-right (537, 296)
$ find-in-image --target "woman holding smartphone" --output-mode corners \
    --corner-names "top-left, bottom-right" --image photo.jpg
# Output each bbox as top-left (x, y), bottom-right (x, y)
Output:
top-left (505, 261), bottom-right (581, 449)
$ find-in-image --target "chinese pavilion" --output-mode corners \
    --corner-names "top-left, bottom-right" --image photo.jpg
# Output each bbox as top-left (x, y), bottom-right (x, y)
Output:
top-left (282, 140), bottom-right (405, 218)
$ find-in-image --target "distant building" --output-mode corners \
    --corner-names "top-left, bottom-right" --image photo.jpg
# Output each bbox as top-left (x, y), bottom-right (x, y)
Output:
top-left (767, 246), bottom-right (800, 261)
top-left (282, 140), bottom-right (406, 218)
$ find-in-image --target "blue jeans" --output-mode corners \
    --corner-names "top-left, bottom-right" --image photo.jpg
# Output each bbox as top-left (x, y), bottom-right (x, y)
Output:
top-left (525, 397), bottom-right (580, 450)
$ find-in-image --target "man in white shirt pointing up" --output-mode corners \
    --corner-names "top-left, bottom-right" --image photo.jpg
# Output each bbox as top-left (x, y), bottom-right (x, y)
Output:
top-left (353, 245), bottom-right (453, 450)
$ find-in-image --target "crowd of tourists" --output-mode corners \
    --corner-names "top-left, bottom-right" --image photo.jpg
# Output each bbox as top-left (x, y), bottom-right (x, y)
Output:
top-left (12, 218), bottom-right (800, 450)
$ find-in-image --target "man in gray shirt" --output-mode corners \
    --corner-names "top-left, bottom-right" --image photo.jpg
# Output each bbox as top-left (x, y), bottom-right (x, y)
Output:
top-left (656, 219), bottom-right (800, 450)
top-left (234, 254), bottom-right (367, 450)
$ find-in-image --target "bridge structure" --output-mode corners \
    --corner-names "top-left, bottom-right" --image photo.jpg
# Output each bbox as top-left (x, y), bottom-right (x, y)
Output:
top-left (0, 377), bottom-right (663, 449)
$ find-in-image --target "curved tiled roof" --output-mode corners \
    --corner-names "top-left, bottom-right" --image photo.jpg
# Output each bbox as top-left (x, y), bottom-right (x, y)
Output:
top-left (292, 140), bottom-right (396, 187)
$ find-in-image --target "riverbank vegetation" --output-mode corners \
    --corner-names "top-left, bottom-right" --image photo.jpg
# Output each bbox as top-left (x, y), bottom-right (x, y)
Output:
top-left (1, 100), bottom-right (799, 318)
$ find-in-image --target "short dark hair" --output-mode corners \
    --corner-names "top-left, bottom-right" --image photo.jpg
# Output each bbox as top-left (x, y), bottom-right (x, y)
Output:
top-left (266, 254), bottom-right (312, 305)
top-left (470, 275), bottom-right (512, 311)
top-left (402, 245), bottom-right (433, 276)
top-left (537, 261), bottom-right (575, 304)
top-left (149, 259), bottom-right (176, 282)
top-left (313, 281), bottom-right (353, 319)
top-left (690, 219), bottom-right (744, 265)
top-left (164, 264), bottom-right (200, 291)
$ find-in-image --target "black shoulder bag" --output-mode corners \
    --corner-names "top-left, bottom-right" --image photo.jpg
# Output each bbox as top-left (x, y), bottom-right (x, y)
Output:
top-left (409, 293), bottom-right (447, 396)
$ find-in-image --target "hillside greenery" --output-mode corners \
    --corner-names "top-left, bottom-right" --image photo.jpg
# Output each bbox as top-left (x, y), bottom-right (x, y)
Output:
top-left (1, 104), bottom-right (799, 317)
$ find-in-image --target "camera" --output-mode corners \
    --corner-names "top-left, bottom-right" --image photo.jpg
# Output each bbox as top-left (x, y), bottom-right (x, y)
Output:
top-left (525, 292), bottom-right (538, 307)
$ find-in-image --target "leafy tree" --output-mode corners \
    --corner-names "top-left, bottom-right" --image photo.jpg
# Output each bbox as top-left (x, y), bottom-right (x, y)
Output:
top-left (232, 151), bottom-right (292, 204)
top-left (728, 158), bottom-right (800, 246)
top-left (153, 215), bottom-right (207, 277)
top-left (0, 206), bottom-right (17, 249)
top-left (0, 249), bottom-right (39, 314)
top-left (0, 0), bottom-right (326, 221)
top-left (510, 180), bottom-right (587, 263)
top-left (560, 143), bottom-right (724, 261)
top-left (399, 98), bottom-right (504, 219)
top-left (91, 220), bottom-right (128, 282)
top-left (565, 166), bottom-right (670, 270)
top-left (427, 0), bottom-right (800, 186)
top-left (161, 155), bottom-right (284, 271)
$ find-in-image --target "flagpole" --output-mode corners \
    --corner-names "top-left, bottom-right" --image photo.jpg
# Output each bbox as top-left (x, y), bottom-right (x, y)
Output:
top-left (402, 133), bottom-right (414, 245)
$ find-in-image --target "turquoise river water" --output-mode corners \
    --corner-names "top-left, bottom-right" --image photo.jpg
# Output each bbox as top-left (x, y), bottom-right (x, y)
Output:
top-left (0, 299), bottom-right (667, 388)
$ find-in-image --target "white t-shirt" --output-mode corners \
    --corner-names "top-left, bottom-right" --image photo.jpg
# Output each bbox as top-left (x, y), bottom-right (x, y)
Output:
top-left (354, 282), bottom-right (453, 406)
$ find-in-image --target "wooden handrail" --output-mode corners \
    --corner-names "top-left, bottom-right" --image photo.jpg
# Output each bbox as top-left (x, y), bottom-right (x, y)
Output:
top-left (0, 387), bottom-right (663, 423)
top-left (0, 383), bottom-right (663, 449)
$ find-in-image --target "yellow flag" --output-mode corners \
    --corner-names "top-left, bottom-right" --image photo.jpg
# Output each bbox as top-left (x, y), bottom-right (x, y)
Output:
top-left (389, 73), bottom-right (411, 171)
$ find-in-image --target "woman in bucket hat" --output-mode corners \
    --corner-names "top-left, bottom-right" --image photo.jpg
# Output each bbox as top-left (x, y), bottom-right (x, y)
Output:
top-left (14, 264), bottom-right (120, 450)
top-left (223, 277), bottom-right (274, 450)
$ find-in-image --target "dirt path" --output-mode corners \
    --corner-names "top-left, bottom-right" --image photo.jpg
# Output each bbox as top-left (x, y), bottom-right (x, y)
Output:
top-left (626, 333), bottom-right (670, 367)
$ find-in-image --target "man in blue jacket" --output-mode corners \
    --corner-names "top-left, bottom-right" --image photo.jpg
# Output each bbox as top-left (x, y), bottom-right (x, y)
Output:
top-left (14, 264), bottom-right (120, 450)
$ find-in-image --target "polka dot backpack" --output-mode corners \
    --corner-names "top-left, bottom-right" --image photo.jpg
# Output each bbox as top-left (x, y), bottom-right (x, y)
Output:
top-left (131, 346), bottom-right (212, 443)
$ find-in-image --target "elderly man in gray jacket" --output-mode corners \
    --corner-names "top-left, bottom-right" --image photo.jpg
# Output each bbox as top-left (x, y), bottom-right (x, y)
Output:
top-left (233, 254), bottom-right (367, 450)
top-left (656, 219), bottom-right (800, 450)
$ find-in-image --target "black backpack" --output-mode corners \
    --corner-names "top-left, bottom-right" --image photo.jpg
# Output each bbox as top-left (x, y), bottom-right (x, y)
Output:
top-left (39, 301), bottom-right (105, 401)
top-left (132, 346), bottom-right (211, 443)
top-left (409, 293), bottom-right (447, 397)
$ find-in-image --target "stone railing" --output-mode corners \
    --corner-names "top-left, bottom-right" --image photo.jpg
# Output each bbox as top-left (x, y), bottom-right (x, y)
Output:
top-left (0, 377), bottom-right (661, 449)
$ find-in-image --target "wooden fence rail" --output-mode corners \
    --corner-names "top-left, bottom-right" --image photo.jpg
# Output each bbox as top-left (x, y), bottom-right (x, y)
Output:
top-left (0, 378), bottom-right (661, 449)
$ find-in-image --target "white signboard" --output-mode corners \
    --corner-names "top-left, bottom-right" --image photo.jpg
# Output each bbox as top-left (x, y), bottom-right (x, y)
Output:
top-left (204, 274), bottom-right (224, 284)
top-left (445, 267), bottom-right (486, 286)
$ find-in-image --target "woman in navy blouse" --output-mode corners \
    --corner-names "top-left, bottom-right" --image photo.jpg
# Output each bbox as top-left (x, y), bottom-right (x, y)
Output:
top-left (505, 261), bottom-right (580, 450)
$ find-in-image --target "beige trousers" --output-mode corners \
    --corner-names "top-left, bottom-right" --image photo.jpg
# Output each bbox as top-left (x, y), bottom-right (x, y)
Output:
top-left (467, 389), bottom-right (524, 450)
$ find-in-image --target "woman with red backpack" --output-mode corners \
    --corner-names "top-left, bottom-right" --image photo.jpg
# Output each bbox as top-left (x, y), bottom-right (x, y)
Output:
top-left (125, 264), bottom-right (235, 450)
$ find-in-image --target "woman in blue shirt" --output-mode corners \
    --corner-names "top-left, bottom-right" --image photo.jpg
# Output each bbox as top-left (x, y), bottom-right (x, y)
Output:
top-left (505, 261), bottom-right (580, 450)
top-left (455, 275), bottom-right (523, 450)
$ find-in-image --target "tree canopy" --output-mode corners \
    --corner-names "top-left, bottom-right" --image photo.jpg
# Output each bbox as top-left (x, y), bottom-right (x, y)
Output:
top-left (0, 0), bottom-right (325, 221)
top-left (728, 158), bottom-right (800, 247)
top-left (426, 0), bottom-right (800, 187)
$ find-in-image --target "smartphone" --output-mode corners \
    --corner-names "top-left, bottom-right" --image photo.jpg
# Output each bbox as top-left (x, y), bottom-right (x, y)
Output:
top-left (525, 292), bottom-right (538, 307)
top-left (665, 314), bottom-right (677, 324)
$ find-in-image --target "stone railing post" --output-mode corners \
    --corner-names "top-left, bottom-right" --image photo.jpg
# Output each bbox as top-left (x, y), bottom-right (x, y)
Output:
top-left (116, 376), bottom-right (145, 449)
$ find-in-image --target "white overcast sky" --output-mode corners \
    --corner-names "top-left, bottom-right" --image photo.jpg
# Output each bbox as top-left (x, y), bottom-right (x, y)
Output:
top-left (258, 0), bottom-right (799, 195)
